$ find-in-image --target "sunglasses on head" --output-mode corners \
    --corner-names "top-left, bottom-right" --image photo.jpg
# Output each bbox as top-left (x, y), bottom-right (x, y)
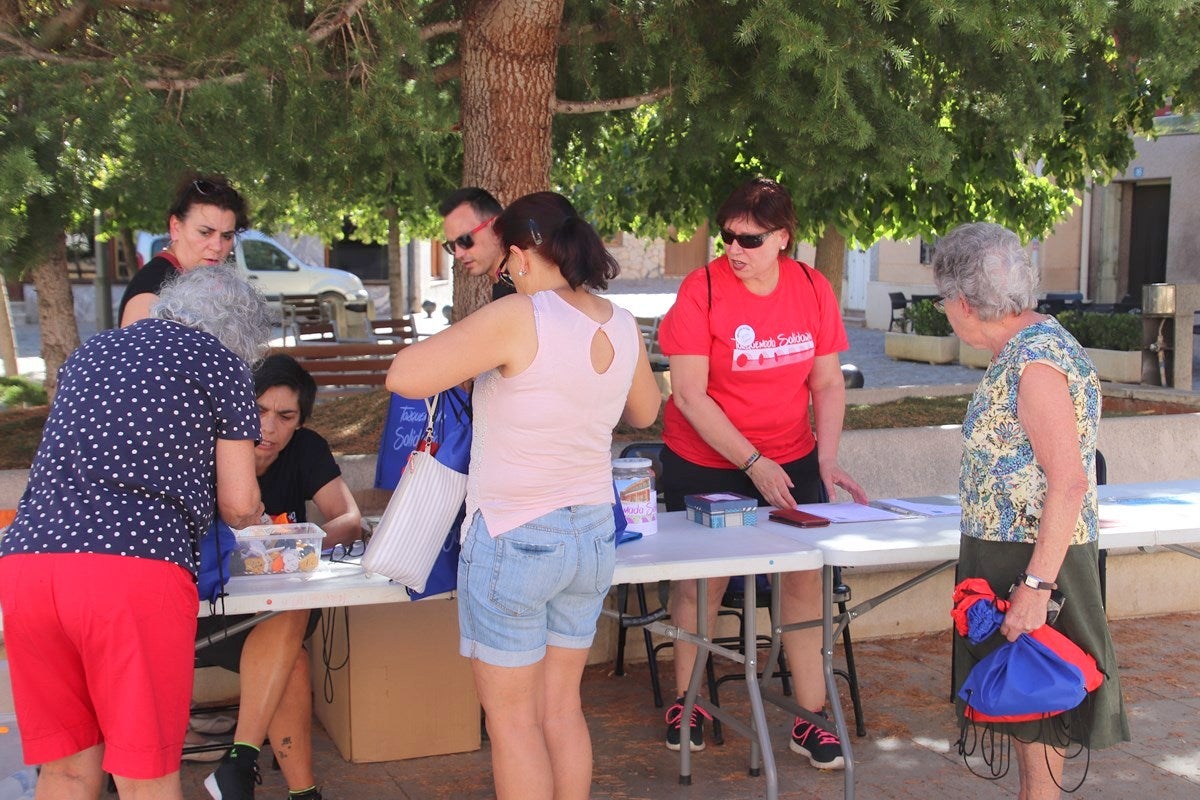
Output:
top-left (442, 216), bottom-right (497, 256)
top-left (719, 228), bottom-right (778, 249)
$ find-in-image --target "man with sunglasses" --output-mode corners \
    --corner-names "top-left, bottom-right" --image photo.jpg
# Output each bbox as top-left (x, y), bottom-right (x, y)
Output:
top-left (438, 187), bottom-right (516, 301)
top-left (201, 355), bottom-right (361, 800)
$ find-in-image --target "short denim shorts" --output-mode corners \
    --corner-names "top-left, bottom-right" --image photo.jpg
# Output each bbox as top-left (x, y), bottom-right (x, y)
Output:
top-left (458, 503), bottom-right (616, 667)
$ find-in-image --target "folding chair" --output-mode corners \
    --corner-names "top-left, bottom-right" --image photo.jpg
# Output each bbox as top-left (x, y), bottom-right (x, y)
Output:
top-left (888, 292), bottom-right (909, 332)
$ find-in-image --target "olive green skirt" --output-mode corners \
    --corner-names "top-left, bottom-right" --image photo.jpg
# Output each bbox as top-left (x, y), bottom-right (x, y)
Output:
top-left (953, 535), bottom-right (1131, 749)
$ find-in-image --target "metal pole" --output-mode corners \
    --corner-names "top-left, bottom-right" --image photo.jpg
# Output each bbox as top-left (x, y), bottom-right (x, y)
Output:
top-left (94, 210), bottom-right (114, 330)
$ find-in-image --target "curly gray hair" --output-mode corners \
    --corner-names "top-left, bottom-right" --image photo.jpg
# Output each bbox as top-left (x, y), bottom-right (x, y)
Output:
top-left (152, 265), bottom-right (273, 365)
top-left (932, 223), bottom-right (1039, 322)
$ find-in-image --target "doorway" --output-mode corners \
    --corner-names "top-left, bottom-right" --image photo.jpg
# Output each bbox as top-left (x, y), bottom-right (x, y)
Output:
top-left (1126, 183), bottom-right (1171, 294)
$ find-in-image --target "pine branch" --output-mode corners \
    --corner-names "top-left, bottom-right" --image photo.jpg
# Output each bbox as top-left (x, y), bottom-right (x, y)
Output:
top-left (421, 19), bottom-right (461, 41)
top-left (308, 0), bottom-right (370, 44)
top-left (554, 86), bottom-right (672, 114)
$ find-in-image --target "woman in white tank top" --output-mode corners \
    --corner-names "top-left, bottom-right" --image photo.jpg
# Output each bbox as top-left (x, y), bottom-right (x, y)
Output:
top-left (387, 192), bottom-right (661, 800)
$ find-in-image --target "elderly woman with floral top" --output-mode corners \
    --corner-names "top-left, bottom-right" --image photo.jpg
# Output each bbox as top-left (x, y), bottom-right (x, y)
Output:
top-left (935, 222), bottom-right (1129, 799)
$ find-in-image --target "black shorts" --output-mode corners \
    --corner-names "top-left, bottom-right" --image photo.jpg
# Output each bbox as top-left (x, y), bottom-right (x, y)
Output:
top-left (660, 445), bottom-right (822, 511)
top-left (194, 608), bottom-right (322, 673)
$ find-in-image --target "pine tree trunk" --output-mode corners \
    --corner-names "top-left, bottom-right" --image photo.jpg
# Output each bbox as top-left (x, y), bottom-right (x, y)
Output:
top-left (0, 277), bottom-right (17, 377)
top-left (455, 0), bottom-right (564, 320)
top-left (385, 205), bottom-right (405, 318)
top-left (31, 233), bottom-right (80, 399)
top-left (813, 223), bottom-right (846, 305)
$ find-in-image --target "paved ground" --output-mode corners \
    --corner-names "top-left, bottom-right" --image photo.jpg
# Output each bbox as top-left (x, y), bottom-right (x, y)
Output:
top-left (177, 613), bottom-right (1200, 800)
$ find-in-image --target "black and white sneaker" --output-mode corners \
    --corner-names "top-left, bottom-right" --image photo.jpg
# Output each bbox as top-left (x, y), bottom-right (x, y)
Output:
top-left (204, 747), bottom-right (263, 800)
top-left (664, 697), bottom-right (712, 752)
top-left (790, 713), bottom-right (845, 770)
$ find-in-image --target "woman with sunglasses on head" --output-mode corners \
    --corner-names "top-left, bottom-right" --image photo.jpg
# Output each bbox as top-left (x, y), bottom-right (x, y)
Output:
top-left (119, 173), bottom-right (249, 327)
top-left (656, 176), bottom-right (866, 766)
top-left (387, 191), bottom-right (661, 800)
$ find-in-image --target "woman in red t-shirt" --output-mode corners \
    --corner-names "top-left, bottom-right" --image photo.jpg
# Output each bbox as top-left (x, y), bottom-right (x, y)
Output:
top-left (656, 177), bottom-right (867, 768)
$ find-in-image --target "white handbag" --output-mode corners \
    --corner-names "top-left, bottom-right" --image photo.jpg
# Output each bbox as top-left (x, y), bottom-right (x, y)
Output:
top-left (361, 396), bottom-right (468, 592)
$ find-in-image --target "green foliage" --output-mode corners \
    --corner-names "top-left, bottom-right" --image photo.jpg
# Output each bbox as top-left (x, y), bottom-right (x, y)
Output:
top-left (3, 0), bottom-right (1200, 269)
top-left (0, 376), bottom-right (47, 409)
top-left (1056, 310), bottom-right (1142, 351)
top-left (903, 299), bottom-right (954, 337)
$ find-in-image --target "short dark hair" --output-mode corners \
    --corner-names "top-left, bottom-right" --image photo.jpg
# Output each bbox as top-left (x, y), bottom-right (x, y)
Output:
top-left (495, 192), bottom-right (619, 291)
top-left (438, 187), bottom-right (502, 219)
top-left (167, 172), bottom-right (249, 232)
top-left (715, 177), bottom-right (797, 250)
top-left (253, 354), bottom-right (318, 424)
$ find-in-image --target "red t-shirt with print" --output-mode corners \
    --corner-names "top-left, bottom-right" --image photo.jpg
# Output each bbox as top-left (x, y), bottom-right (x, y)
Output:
top-left (658, 255), bottom-right (848, 469)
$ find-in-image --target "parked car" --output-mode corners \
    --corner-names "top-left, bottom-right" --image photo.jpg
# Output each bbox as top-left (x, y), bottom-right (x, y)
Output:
top-left (135, 230), bottom-right (370, 312)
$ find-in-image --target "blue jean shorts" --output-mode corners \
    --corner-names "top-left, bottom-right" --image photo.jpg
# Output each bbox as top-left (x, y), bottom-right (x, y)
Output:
top-left (458, 503), bottom-right (616, 667)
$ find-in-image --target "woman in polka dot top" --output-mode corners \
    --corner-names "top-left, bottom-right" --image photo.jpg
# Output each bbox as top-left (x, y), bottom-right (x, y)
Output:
top-left (0, 265), bottom-right (272, 799)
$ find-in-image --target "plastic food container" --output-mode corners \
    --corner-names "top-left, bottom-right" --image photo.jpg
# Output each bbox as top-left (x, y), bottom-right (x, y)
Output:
top-left (684, 493), bottom-right (759, 528)
top-left (229, 523), bottom-right (327, 578)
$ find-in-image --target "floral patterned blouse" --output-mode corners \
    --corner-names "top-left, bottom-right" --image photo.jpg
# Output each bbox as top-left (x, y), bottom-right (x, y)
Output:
top-left (960, 318), bottom-right (1100, 545)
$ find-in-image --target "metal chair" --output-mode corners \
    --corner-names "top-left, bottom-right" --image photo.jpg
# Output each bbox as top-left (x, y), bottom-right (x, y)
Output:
top-left (888, 292), bottom-right (909, 332)
top-left (706, 486), bottom-right (866, 743)
top-left (1096, 449), bottom-right (1108, 607)
top-left (281, 294), bottom-right (336, 344)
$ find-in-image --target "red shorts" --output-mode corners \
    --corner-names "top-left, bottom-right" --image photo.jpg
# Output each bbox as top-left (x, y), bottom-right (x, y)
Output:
top-left (0, 553), bottom-right (198, 779)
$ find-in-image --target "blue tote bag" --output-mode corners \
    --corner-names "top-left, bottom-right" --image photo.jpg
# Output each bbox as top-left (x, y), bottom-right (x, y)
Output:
top-left (374, 386), bottom-right (472, 599)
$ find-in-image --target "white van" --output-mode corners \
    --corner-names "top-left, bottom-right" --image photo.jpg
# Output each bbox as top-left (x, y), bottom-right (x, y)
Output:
top-left (135, 230), bottom-right (370, 313)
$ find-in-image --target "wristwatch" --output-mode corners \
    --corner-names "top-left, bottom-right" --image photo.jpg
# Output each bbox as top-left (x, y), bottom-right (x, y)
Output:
top-left (1016, 571), bottom-right (1057, 591)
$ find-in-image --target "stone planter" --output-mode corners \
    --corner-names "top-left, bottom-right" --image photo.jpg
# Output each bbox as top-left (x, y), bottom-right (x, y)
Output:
top-left (958, 341), bottom-right (992, 369)
top-left (884, 332), bottom-right (960, 365)
top-left (1087, 347), bottom-right (1142, 384)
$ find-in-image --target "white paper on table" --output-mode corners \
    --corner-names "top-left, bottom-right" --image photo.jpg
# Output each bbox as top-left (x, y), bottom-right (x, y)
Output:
top-left (874, 496), bottom-right (962, 517)
top-left (793, 502), bottom-right (907, 523)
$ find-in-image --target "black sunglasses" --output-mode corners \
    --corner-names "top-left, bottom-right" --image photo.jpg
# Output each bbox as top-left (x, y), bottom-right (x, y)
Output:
top-left (496, 252), bottom-right (515, 288)
top-left (719, 228), bottom-right (777, 249)
top-left (442, 216), bottom-right (496, 256)
top-left (327, 540), bottom-right (367, 562)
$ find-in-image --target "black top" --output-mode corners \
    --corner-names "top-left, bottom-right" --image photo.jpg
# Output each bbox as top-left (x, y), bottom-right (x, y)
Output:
top-left (492, 280), bottom-right (517, 301)
top-left (258, 427), bottom-right (341, 523)
top-left (0, 319), bottom-right (260, 574)
top-left (118, 255), bottom-right (178, 323)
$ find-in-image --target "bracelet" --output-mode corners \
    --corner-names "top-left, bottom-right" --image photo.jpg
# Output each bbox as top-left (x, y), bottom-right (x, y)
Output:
top-left (738, 451), bottom-right (762, 472)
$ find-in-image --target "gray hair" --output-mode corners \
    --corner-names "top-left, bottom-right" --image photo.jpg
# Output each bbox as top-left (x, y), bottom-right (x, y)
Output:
top-left (152, 265), bottom-right (272, 365)
top-left (932, 223), bottom-right (1039, 321)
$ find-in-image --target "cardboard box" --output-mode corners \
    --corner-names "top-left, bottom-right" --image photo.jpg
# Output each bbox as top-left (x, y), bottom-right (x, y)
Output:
top-left (310, 598), bottom-right (480, 762)
top-left (0, 661), bottom-right (12, 716)
top-left (684, 492), bottom-right (758, 528)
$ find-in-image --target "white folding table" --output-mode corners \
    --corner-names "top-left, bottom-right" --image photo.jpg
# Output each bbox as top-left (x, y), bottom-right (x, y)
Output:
top-left (611, 517), bottom-right (823, 800)
top-left (195, 560), bottom-right (411, 646)
top-left (761, 481), bottom-right (1192, 800)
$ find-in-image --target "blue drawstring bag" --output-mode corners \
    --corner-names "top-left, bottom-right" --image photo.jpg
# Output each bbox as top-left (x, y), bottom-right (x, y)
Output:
top-left (198, 518), bottom-right (236, 604)
top-left (959, 634), bottom-right (1087, 720)
top-left (375, 387), bottom-right (472, 488)
top-left (376, 387), bottom-right (473, 600)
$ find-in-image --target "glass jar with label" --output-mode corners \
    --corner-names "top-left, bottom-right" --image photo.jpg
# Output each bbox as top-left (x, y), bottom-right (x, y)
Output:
top-left (612, 457), bottom-right (657, 535)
